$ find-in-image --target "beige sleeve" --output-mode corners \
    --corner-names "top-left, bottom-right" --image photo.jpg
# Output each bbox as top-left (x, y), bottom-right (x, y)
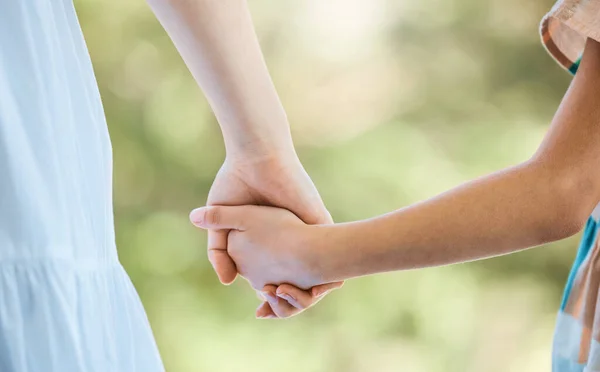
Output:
top-left (541, 0), bottom-right (600, 73)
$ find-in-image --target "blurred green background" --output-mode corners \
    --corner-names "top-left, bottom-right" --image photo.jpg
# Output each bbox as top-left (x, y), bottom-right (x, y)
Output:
top-left (75, 0), bottom-right (575, 371)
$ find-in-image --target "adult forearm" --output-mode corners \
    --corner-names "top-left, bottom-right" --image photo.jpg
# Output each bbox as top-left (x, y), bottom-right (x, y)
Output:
top-left (318, 160), bottom-right (590, 282)
top-left (147, 0), bottom-right (293, 157)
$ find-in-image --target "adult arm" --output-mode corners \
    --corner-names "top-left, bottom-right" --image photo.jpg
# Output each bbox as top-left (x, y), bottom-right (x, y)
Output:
top-left (189, 39), bottom-right (600, 291)
top-left (147, 0), bottom-right (342, 318)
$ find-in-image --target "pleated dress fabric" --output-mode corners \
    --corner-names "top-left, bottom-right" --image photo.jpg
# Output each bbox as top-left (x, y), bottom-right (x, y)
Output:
top-left (0, 1), bottom-right (164, 370)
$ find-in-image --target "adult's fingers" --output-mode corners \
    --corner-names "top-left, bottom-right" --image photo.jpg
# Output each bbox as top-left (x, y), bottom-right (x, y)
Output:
top-left (311, 281), bottom-right (344, 297)
top-left (190, 206), bottom-right (249, 284)
top-left (207, 229), bottom-right (237, 285)
top-left (260, 285), bottom-right (298, 318)
top-left (275, 284), bottom-right (314, 309)
top-left (255, 301), bottom-right (277, 319)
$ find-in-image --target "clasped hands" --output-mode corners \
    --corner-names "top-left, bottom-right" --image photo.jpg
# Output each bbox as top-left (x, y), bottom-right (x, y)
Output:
top-left (190, 151), bottom-right (343, 319)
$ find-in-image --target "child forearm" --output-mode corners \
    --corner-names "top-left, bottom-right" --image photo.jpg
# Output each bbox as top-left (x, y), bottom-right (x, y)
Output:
top-left (318, 38), bottom-right (600, 283)
top-left (188, 157), bottom-right (592, 290)
top-left (318, 160), bottom-right (589, 282)
top-left (147, 0), bottom-right (294, 158)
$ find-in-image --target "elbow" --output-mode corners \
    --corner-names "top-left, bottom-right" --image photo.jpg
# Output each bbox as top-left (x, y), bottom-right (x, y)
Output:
top-left (544, 211), bottom-right (587, 242)
top-left (531, 160), bottom-right (595, 242)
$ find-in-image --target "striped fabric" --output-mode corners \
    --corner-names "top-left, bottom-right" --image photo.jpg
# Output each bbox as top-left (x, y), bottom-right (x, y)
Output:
top-left (553, 205), bottom-right (600, 371)
top-left (541, 3), bottom-right (600, 370)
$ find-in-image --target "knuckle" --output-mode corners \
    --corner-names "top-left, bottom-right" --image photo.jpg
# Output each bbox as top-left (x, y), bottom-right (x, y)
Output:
top-left (207, 207), bottom-right (220, 226)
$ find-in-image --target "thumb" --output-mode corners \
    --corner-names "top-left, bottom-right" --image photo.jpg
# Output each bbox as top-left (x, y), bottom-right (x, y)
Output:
top-left (296, 202), bottom-right (333, 225)
top-left (189, 206), bottom-right (248, 230)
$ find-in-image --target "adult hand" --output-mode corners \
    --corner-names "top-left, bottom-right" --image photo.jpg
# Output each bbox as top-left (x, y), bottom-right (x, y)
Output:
top-left (191, 205), bottom-right (330, 296)
top-left (202, 151), bottom-right (343, 318)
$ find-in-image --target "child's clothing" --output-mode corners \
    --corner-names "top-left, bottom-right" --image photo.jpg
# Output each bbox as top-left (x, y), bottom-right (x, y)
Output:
top-left (542, 2), bottom-right (600, 370)
top-left (554, 206), bottom-right (600, 371)
top-left (0, 1), bottom-right (163, 371)
top-left (542, 0), bottom-right (600, 74)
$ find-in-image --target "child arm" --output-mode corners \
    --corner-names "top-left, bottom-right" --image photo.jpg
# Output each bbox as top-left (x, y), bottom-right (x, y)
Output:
top-left (148, 0), bottom-right (342, 318)
top-left (316, 38), bottom-right (600, 282)
top-left (191, 40), bottom-right (600, 293)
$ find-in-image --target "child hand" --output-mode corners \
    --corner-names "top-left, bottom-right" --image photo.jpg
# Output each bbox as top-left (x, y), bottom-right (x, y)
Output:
top-left (190, 205), bottom-right (326, 292)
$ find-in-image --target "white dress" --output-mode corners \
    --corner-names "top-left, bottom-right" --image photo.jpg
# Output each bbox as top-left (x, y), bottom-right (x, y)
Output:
top-left (0, 1), bottom-right (164, 370)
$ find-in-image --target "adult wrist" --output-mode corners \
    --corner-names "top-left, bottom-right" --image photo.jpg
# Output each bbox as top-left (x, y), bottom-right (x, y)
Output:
top-left (218, 106), bottom-right (296, 161)
top-left (224, 134), bottom-right (296, 162)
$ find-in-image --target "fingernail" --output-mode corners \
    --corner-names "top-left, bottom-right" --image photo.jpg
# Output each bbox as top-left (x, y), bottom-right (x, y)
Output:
top-left (263, 291), bottom-right (278, 304)
top-left (189, 208), bottom-right (205, 225)
top-left (277, 292), bottom-right (295, 303)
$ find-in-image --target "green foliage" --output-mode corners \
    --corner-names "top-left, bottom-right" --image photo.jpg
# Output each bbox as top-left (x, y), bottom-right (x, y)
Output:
top-left (76, 0), bottom-right (570, 370)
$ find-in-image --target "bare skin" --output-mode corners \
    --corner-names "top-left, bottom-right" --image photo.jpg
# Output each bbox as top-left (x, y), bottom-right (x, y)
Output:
top-left (190, 38), bottom-right (600, 292)
top-left (147, 0), bottom-right (342, 318)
